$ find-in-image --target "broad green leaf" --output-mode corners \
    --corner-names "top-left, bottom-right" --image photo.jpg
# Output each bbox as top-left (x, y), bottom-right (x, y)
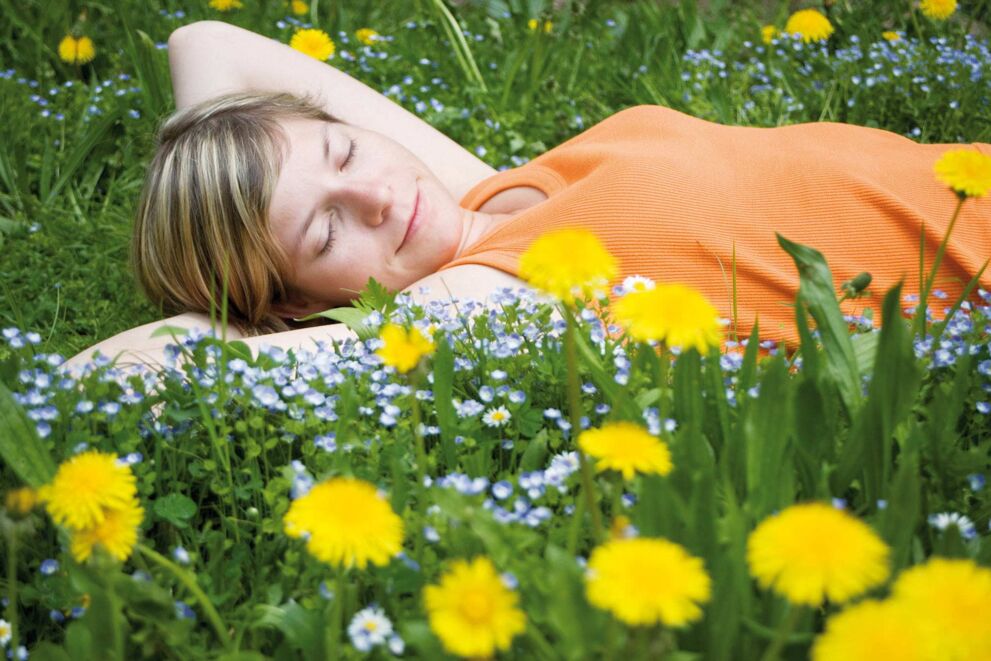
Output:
top-left (152, 493), bottom-right (197, 528)
top-left (148, 324), bottom-right (189, 339)
top-left (0, 380), bottom-right (56, 486)
top-left (777, 234), bottom-right (862, 417)
top-left (432, 336), bottom-right (458, 468)
top-left (744, 356), bottom-right (794, 519)
top-left (251, 602), bottom-right (324, 661)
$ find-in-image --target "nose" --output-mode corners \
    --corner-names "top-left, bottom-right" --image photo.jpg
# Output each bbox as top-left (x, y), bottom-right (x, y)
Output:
top-left (330, 177), bottom-right (393, 227)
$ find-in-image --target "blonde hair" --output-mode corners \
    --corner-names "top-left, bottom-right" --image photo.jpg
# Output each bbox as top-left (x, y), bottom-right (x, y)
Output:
top-left (132, 92), bottom-right (337, 335)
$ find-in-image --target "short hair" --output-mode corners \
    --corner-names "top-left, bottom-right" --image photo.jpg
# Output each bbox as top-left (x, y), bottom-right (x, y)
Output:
top-left (131, 91), bottom-right (337, 335)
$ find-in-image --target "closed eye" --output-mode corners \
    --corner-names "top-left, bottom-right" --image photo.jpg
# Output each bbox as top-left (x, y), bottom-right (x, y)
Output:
top-left (318, 216), bottom-right (335, 255)
top-left (342, 137), bottom-right (357, 170)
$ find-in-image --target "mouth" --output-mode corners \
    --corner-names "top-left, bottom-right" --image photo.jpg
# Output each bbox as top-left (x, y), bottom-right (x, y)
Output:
top-left (397, 186), bottom-right (422, 253)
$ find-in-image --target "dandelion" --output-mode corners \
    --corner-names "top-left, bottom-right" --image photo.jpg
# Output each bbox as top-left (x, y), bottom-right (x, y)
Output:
top-left (208, 0), bottom-right (243, 11)
top-left (283, 477), bottom-right (403, 569)
top-left (424, 556), bottom-right (526, 658)
top-left (289, 0), bottom-right (308, 15)
top-left (348, 605), bottom-right (394, 652)
top-left (586, 537), bottom-right (710, 626)
top-left (747, 502), bottom-right (890, 606)
top-left (889, 558), bottom-right (991, 660)
top-left (355, 28), bottom-right (380, 46)
top-left (57, 35), bottom-right (96, 65)
top-left (579, 422), bottom-right (673, 481)
top-left (68, 497), bottom-right (144, 563)
top-left (376, 323), bottom-right (435, 373)
top-left (761, 25), bottom-right (778, 44)
top-left (919, 0), bottom-right (957, 20)
top-left (811, 599), bottom-right (930, 661)
top-left (882, 31), bottom-right (901, 42)
top-left (39, 451), bottom-right (137, 530)
top-left (290, 28), bottom-right (336, 61)
top-left (482, 406), bottom-right (512, 427)
top-left (518, 229), bottom-right (617, 304)
top-left (612, 283), bottom-right (722, 353)
top-left (4, 487), bottom-right (37, 516)
top-left (934, 148), bottom-right (991, 198)
top-left (527, 19), bottom-right (553, 33)
top-left (784, 9), bottom-right (834, 43)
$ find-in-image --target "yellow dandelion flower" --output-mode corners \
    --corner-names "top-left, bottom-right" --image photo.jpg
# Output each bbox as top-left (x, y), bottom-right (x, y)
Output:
top-left (355, 28), bottom-right (380, 46)
top-left (4, 487), bottom-right (38, 516)
top-left (811, 599), bottom-right (931, 661)
top-left (424, 556), bottom-right (526, 658)
top-left (290, 0), bottom-right (308, 15)
top-left (527, 18), bottom-right (553, 33)
top-left (920, 0), bottom-right (957, 20)
top-left (612, 283), bottom-right (722, 353)
top-left (518, 228), bottom-right (618, 304)
top-left (68, 497), bottom-right (143, 563)
top-left (761, 25), bottom-right (778, 44)
top-left (784, 9), bottom-right (835, 43)
top-left (376, 323), bottom-right (435, 373)
top-left (747, 502), bottom-right (890, 606)
top-left (284, 477), bottom-right (403, 569)
top-left (882, 31), bottom-right (901, 42)
top-left (579, 421), bottom-right (673, 481)
top-left (586, 537), bottom-right (711, 627)
top-left (290, 28), bottom-right (336, 61)
top-left (934, 148), bottom-right (991, 198)
top-left (39, 451), bottom-right (137, 530)
top-left (57, 35), bottom-right (96, 65)
top-left (889, 558), bottom-right (991, 660)
top-left (208, 0), bottom-right (243, 11)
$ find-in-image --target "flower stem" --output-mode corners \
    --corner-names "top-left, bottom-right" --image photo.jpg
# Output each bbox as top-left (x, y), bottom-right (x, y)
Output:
top-left (5, 529), bottom-right (18, 654)
top-left (410, 375), bottom-right (427, 566)
top-left (915, 197), bottom-right (965, 337)
top-left (327, 570), bottom-right (346, 661)
top-left (135, 544), bottom-right (231, 651)
top-left (759, 605), bottom-right (802, 661)
top-left (565, 310), bottom-right (603, 543)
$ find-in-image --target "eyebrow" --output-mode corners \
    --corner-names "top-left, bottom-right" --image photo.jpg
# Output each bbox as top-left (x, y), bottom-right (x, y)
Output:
top-left (295, 123), bottom-right (333, 257)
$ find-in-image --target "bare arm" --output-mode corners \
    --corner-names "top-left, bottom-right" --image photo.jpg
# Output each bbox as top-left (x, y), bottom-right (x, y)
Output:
top-left (167, 21), bottom-right (495, 202)
top-left (62, 266), bottom-right (532, 372)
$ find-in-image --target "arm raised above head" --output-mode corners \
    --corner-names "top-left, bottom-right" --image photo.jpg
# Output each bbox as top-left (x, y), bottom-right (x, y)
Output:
top-left (167, 20), bottom-right (495, 202)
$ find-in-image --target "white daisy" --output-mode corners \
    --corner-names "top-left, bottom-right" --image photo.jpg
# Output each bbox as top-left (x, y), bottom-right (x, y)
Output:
top-left (348, 606), bottom-right (393, 652)
top-left (621, 275), bottom-right (655, 294)
top-left (928, 511), bottom-right (978, 539)
top-left (0, 618), bottom-right (11, 646)
top-left (482, 405), bottom-right (512, 427)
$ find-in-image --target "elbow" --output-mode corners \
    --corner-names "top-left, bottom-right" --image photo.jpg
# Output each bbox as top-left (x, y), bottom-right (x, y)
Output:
top-left (168, 20), bottom-right (232, 53)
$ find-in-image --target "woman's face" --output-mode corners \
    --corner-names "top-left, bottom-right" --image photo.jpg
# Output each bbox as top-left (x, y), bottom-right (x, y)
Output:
top-left (267, 117), bottom-right (471, 316)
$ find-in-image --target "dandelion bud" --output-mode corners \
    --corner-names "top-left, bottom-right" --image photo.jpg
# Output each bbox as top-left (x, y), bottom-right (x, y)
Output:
top-left (842, 272), bottom-right (872, 298)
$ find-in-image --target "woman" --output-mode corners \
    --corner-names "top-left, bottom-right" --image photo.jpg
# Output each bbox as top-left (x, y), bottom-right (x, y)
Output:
top-left (66, 21), bottom-right (991, 369)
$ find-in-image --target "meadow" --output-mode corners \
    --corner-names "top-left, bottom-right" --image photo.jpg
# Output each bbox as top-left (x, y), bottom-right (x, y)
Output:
top-left (2, 0), bottom-right (991, 659)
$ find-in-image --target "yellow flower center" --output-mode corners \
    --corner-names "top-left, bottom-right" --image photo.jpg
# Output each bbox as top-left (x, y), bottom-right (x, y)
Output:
top-left (460, 590), bottom-right (494, 624)
top-left (364, 620), bottom-right (378, 632)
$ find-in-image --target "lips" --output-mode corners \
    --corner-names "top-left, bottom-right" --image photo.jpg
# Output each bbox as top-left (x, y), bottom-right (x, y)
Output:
top-left (398, 187), bottom-right (421, 253)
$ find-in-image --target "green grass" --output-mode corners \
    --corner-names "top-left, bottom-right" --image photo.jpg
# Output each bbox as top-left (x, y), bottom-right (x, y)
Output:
top-left (1, 1), bottom-right (991, 659)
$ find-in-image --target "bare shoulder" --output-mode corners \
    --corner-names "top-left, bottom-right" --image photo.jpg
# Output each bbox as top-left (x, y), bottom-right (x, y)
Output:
top-left (404, 264), bottom-right (530, 305)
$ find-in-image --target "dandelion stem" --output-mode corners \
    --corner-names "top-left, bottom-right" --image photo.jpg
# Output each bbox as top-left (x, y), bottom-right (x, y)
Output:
top-left (915, 197), bottom-right (965, 338)
top-left (135, 544), bottom-right (231, 651)
top-left (565, 309), bottom-right (603, 544)
top-left (411, 380), bottom-right (427, 566)
top-left (759, 605), bottom-right (803, 661)
top-left (328, 570), bottom-right (345, 661)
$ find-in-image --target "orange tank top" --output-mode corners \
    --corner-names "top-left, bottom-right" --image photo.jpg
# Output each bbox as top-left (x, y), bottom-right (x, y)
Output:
top-left (439, 105), bottom-right (991, 346)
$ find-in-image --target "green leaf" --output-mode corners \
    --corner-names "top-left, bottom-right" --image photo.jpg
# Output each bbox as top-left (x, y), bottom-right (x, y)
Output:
top-left (297, 308), bottom-right (374, 340)
top-left (148, 325), bottom-right (189, 339)
top-left (250, 602), bottom-right (325, 661)
top-left (151, 493), bottom-right (197, 528)
top-left (432, 336), bottom-right (458, 468)
top-left (0, 380), bottom-right (56, 487)
top-left (777, 234), bottom-right (862, 417)
top-left (743, 355), bottom-right (794, 519)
